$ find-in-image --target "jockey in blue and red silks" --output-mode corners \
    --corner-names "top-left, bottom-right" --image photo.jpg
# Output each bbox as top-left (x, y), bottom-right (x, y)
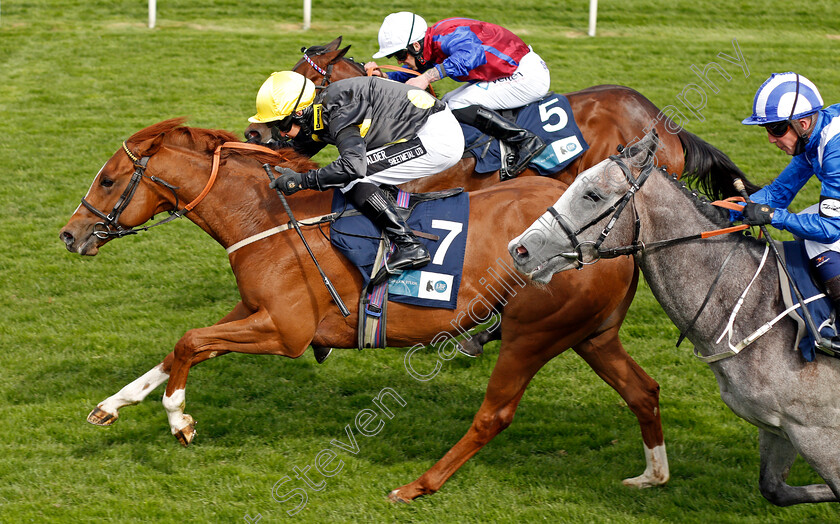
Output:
top-left (367, 13), bottom-right (551, 179)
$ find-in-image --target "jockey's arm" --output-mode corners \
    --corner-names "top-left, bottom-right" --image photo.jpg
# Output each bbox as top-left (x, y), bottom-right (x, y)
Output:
top-left (302, 126), bottom-right (366, 190)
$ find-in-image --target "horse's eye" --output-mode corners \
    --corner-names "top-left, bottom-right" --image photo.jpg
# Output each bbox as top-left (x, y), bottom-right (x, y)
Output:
top-left (584, 191), bottom-right (602, 203)
top-left (100, 177), bottom-right (115, 188)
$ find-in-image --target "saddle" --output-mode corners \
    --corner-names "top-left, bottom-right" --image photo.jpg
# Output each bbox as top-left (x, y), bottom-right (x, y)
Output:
top-left (328, 186), bottom-right (470, 350)
top-left (461, 92), bottom-right (589, 178)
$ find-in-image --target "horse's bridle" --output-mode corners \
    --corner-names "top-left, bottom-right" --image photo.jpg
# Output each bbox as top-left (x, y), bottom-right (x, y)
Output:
top-left (300, 46), bottom-right (365, 87)
top-left (81, 142), bottom-right (183, 239)
top-left (80, 140), bottom-right (245, 239)
top-left (546, 152), bottom-right (654, 267)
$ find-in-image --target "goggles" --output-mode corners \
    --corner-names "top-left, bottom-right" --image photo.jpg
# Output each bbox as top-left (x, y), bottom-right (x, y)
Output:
top-left (762, 121), bottom-right (790, 138)
top-left (272, 115), bottom-right (294, 133)
top-left (388, 49), bottom-right (409, 61)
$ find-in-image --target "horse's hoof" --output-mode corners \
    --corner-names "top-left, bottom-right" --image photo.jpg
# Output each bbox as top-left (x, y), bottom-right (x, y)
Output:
top-left (313, 345), bottom-right (332, 364)
top-left (456, 339), bottom-right (483, 358)
top-left (173, 415), bottom-right (196, 447)
top-left (622, 472), bottom-right (668, 488)
top-left (387, 489), bottom-right (412, 504)
top-left (87, 406), bottom-right (118, 426)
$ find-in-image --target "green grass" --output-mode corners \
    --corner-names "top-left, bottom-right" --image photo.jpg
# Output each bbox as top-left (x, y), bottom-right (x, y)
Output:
top-left (2, 1), bottom-right (840, 522)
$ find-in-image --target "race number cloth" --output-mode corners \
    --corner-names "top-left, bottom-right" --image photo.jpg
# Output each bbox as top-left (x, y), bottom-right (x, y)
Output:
top-left (462, 92), bottom-right (588, 176)
top-left (330, 189), bottom-right (469, 309)
top-left (780, 240), bottom-right (836, 361)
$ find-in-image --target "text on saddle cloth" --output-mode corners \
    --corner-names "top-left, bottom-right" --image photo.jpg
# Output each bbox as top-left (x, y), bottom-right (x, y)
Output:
top-left (330, 188), bottom-right (469, 310)
top-left (462, 92), bottom-right (589, 176)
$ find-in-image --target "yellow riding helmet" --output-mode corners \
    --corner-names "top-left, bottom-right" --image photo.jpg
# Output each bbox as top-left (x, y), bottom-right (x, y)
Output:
top-left (249, 71), bottom-right (316, 124)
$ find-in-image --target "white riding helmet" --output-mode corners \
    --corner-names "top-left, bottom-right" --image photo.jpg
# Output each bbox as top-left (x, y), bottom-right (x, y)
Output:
top-left (372, 12), bottom-right (428, 59)
top-left (742, 72), bottom-right (823, 125)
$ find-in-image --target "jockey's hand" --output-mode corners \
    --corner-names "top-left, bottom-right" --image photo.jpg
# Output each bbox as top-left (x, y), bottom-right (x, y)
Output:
top-left (406, 74), bottom-right (431, 90)
top-left (742, 202), bottom-right (774, 225)
top-left (364, 62), bottom-right (385, 77)
top-left (269, 167), bottom-right (308, 195)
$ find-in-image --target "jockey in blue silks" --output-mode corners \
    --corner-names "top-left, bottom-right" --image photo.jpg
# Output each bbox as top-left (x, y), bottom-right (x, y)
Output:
top-left (366, 12), bottom-right (551, 179)
top-left (737, 72), bottom-right (840, 320)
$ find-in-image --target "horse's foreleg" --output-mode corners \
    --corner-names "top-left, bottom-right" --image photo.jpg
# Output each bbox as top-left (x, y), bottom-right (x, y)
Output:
top-left (163, 307), bottom-right (309, 446)
top-left (572, 325), bottom-right (668, 488)
top-left (758, 429), bottom-right (839, 505)
top-left (388, 349), bottom-right (544, 502)
top-left (87, 302), bottom-right (248, 426)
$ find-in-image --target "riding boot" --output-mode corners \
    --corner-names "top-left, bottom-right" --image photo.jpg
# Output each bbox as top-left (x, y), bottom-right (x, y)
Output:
top-left (820, 275), bottom-right (840, 356)
top-left (453, 105), bottom-right (546, 180)
top-left (361, 189), bottom-right (431, 286)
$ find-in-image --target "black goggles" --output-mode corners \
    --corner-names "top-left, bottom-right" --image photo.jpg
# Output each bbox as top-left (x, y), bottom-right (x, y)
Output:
top-left (270, 115), bottom-right (294, 133)
top-left (387, 49), bottom-right (409, 61)
top-left (762, 120), bottom-right (790, 138)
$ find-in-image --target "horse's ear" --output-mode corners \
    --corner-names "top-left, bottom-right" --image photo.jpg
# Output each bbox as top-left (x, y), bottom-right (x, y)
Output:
top-left (135, 133), bottom-right (166, 157)
top-left (624, 129), bottom-right (659, 168)
top-left (335, 45), bottom-right (351, 60)
top-left (325, 36), bottom-right (342, 51)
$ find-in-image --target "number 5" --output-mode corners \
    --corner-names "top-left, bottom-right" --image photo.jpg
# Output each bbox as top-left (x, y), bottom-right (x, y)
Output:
top-left (539, 98), bottom-right (568, 133)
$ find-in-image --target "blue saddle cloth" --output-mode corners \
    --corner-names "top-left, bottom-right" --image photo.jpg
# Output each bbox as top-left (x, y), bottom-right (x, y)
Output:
top-left (782, 240), bottom-right (835, 361)
top-left (329, 189), bottom-right (469, 309)
top-left (462, 92), bottom-right (589, 176)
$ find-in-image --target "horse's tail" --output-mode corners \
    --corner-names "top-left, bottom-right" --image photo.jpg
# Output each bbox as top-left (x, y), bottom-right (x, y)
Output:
top-left (677, 129), bottom-right (761, 200)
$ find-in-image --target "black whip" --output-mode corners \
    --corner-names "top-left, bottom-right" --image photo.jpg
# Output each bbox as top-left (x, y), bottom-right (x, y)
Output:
top-left (263, 164), bottom-right (350, 318)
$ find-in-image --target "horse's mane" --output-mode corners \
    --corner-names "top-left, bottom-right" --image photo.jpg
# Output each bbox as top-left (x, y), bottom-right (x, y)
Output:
top-left (662, 168), bottom-right (735, 227)
top-left (677, 130), bottom-right (761, 200)
top-left (127, 117), bottom-right (319, 173)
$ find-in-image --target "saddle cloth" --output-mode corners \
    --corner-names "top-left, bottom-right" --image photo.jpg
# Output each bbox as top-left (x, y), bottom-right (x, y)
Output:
top-left (779, 240), bottom-right (836, 361)
top-left (461, 92), bottom-right (589, 176)
top-left (329, 187), bottom-right (469, 310)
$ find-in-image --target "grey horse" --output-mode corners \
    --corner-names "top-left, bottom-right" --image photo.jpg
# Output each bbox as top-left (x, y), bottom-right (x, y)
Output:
top-left (508, 130), bottom-right (840, 506)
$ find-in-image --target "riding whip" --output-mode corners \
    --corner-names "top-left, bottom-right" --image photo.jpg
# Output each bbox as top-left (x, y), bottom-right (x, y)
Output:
top-left (263, 164), bottom-right (351, 318)
top-left (733, 178), bottom-right (824, 348)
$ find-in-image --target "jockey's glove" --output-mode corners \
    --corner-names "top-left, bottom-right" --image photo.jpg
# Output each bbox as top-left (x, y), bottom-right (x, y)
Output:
top-left (742, 202), bottom-right (774, 226)
top-left (270, 167), bottom-right (309, 195)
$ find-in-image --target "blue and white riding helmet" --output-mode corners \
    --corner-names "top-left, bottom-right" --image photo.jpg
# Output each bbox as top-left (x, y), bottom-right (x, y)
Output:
top-left (742, 72), bottom-right (823, 125)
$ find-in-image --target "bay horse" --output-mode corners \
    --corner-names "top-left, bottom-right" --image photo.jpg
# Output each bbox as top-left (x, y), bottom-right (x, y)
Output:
top-left (510, 131), bottom-right (840, 506)
top-left (59, 118), bottom-right (666, 502)
top-left (252, 36), bottom-right (727, 195)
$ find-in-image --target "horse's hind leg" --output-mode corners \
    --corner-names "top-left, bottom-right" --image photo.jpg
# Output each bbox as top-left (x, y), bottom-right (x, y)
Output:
top-left (86, 302), bottom-right (248, 426)
top-left (758, 429), bottom-right (839, 505)
top-left (572, 325), bottom-right (668, 488)
top-left (388, 343), bottom-right (547, 502)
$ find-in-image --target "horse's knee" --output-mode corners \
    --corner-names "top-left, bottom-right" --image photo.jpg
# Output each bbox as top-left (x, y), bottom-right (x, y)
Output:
top-left (472, 406), bottom-right (516, 437)
top-left (173, 330), bottom-right (201, 362)
top-left (624, 381), bottom-right (661, 418)
top-left (759, 477), bottom-right (790, 507)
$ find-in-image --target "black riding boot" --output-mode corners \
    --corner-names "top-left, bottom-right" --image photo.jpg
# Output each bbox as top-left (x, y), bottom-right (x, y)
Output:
top-left (453, 105), bottom-right (547, 180)
top-left (361, 189), bottom-right (431, 286)
top-left (820, 275), bottom-right (840, 356)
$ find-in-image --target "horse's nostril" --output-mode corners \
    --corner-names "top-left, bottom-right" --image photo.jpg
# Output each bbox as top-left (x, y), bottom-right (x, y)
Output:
top-left (516, 245), bottom-right (528, 256)
top-left (60, 230), bottom-right (75, 247)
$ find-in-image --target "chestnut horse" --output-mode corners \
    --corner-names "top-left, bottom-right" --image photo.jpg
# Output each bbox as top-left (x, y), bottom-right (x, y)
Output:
top-left (60, 118), bottom-right (667, 502)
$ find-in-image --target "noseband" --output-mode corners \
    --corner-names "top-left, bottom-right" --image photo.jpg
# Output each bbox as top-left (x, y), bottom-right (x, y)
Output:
top-left (546, 153), bottom-right (654, 266)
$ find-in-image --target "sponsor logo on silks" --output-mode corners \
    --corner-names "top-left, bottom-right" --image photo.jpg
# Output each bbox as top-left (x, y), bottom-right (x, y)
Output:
top-left (389, 270), bottom-right (454, 301)
top-left (313, 104), bottom-right (323, 131)
top-left (532, 136), bottom-right (583, 171)
top-left (819, 196), bottom-right (840, 217)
